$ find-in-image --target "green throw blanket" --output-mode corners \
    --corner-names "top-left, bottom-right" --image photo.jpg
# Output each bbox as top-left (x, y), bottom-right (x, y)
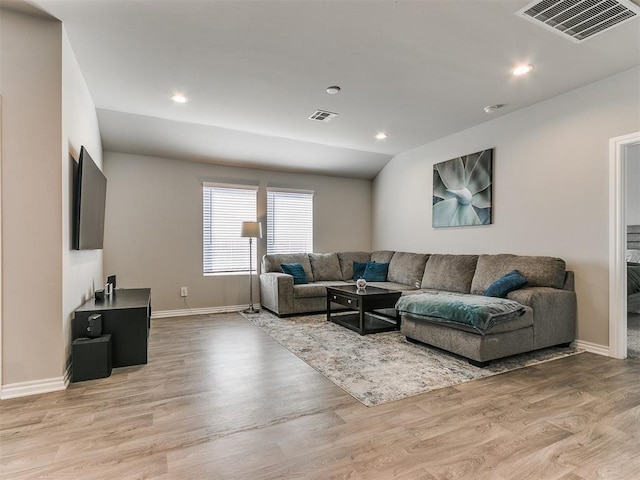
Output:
top-left (629, 262), bottom-right (640, 296)
top-left (396, 291), bottom-right (525, 332)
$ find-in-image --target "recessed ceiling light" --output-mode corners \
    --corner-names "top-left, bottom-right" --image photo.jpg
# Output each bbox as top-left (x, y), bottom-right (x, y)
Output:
top-left (171, 94), bottom-right (188, 104)
top-left (511, 64), bottom-right (534, 76)
top-left (375, 132), bottom-right (388, 140)
top-left (484, 104), bottom-right (504, 113)
top-left (326, 86), bottom-right (341, 95)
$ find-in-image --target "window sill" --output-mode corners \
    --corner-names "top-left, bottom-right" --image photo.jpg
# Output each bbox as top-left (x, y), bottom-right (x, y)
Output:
top-left (203, 271), bottom-right (257, 277)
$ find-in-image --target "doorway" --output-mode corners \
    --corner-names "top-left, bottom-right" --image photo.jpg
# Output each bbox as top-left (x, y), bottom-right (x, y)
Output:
top-left (609, 131), bottom-right (640, 359)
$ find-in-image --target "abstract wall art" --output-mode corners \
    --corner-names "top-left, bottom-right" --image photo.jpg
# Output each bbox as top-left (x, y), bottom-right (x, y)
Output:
top-left (432, 148), bottom-right (493, 227)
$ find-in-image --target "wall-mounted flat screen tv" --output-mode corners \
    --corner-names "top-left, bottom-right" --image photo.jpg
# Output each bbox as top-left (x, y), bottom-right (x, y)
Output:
top-left (73, 146), bottom-right (107, 250)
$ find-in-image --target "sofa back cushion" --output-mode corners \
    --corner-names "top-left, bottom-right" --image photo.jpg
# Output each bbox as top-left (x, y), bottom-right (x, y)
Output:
top-left (371, 250), bottom-right (395, 263)
top-left (337, 251), bottom-right (371, 281)
top-left (309, 253), bottom-right (342, 281)
top-left (421, 254), bottom-right (479, 293)
top-left (262, 253), bottom-right (314, 282)
top-left (470, 254), bottom-right (566, 294)
top-left (388, 252), bottom-right (429, 286)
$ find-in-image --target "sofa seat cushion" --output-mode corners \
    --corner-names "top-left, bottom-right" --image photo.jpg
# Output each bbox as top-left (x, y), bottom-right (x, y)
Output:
top-left (337, 252), bottom-right (371, 281)
top-left (470, 254), bottom-right (566, 295)
top-left (396, 291), bottom-right (526, 332)
top-left (388, 252), bottom-right (429, 286)
top-left (421, 254), bottom-right (479, 293)
top-left (262, 253), bottom-right (314, 282)
top-left (309, 253), bottom-right (342, 281)
top-left (293, 281), bottom-right (350, 299)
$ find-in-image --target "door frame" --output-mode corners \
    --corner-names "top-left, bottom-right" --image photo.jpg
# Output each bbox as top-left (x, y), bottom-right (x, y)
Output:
top-left (609, 131), bottom-right (640, 359)
top-left (0, 96), bottom-right (3, 394)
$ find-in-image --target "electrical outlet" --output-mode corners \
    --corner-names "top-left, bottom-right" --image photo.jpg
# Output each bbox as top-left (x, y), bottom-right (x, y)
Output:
top-left (180, 286), bottom-right (188, 297)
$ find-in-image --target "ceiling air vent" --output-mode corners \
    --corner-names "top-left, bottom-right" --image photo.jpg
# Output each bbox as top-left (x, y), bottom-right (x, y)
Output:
top-left (308, 110), bottom-right (338, 122)
top-left (517, 0), bottom-right (640, 43)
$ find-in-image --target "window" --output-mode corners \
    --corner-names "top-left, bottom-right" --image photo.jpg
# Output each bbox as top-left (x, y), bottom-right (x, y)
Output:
top-left (267, 188), bottom-right (313, 254)
top-left (203, 183), bottom-right (258, 274)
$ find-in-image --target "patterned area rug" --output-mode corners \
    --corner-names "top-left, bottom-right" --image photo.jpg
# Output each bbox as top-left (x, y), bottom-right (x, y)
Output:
top-left (241, 311), bottom-right (582, 407)
top-left (628, 312), bottom-right (640, 359)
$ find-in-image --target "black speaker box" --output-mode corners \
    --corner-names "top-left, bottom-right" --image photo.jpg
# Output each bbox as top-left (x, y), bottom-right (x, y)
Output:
top-left (95, 289), bottom-right (105, 301)
top-left (72, 334), bottom-right (112, 382)
top-left (86, 313), bottom-right (102, 338)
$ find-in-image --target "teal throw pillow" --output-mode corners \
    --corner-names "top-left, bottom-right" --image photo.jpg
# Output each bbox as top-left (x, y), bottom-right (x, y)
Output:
top-left (352, 261), bottom-right (368, 281)
top-left (363, 262), bottom-right (389, 282)
top-left (281, 263), bottom-right (308, 285)
top-left (484, 270), bottom-right (527, 298)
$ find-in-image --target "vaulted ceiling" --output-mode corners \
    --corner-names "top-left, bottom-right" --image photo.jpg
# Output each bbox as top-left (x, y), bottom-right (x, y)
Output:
top-left (30, 0), bottom-right (640, 178)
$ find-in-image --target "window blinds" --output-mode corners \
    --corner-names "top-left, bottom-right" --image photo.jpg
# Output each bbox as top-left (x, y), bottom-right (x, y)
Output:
top-left (203, 184), bottom-right (257, 274)
top-left (266, 188), bottom-right (313, 254)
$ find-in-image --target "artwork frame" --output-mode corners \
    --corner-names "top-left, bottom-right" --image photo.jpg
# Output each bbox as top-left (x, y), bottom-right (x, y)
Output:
top-left (432, 148), bottom-right (493, 228)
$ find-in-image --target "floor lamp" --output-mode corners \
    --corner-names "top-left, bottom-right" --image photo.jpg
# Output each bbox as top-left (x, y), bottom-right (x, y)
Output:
top-left (241, 221), bottom-right (262, 314)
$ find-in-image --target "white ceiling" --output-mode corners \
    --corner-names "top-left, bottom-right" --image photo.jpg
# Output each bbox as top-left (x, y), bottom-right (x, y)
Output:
top-left (29, 0), bottom-right (640, 179)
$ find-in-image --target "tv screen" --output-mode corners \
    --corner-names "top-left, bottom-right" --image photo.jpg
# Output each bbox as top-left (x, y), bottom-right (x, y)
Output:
top-left (73, 146), bottom-right (107, 250)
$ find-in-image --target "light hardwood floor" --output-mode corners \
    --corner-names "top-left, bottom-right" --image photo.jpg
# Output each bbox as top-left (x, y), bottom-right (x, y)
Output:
top-left (1, 313), bottom-right (640, 479)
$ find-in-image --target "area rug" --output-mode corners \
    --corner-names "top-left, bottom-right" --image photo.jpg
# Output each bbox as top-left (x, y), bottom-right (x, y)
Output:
top-left (241, 311), bottom-right (582, 407)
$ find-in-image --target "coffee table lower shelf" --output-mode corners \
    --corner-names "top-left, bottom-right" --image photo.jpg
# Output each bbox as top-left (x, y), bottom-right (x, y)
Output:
top-left (329, 312), bottom-right (398, 335)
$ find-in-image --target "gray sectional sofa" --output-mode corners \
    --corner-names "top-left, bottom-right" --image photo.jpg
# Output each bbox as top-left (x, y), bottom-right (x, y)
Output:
top-left (259, 251), bottom-right (576, 366)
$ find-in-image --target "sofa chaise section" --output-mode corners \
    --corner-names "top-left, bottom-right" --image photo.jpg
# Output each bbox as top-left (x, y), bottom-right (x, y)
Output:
top-left (399, 254), bottom-right (576, 366)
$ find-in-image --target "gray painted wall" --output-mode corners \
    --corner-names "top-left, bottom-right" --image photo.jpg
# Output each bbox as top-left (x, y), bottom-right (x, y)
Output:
top-left (103, 152), bottom-right (372, 312)
top-left (62, 31), bottom-right (104, 368)
top-left (1, 10), bottom-right (64, 384)
top-left (372, 67), bottom-right (640, 348)
top-left (0, 10), bottom-right (103, 387)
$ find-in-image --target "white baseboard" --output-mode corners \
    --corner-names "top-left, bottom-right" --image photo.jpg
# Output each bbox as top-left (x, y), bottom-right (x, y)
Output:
top-left (151, 304), bottom-right (250, 319)
top-left (1, 375), bottom-right (68, 400)
top-left (65, 356), bottom-right (72, 385)
top-left (574, 340), bottom-right (610, 357)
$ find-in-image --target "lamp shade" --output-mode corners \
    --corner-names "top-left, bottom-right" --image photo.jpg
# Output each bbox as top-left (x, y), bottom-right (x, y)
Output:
top-left (241, 221), bottom-right (262, 238)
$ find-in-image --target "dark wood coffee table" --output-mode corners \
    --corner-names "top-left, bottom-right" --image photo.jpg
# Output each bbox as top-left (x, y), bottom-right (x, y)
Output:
top-left (326, 285), bottom-right (402, 335)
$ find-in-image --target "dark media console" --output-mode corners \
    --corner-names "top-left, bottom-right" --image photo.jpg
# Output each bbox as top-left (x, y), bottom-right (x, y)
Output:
top-left (73, 288), bottom-right (151, 367)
